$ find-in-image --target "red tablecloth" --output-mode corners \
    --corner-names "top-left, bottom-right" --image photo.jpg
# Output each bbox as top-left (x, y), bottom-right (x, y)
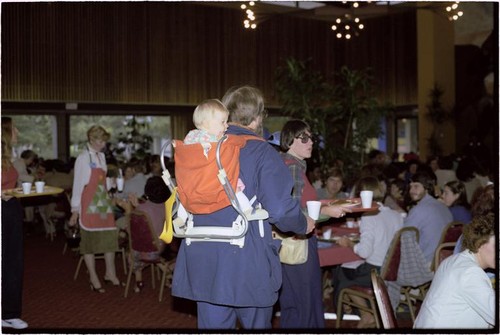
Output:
top-left (317, 223), bottom-right (362, 267)
top-left (317, 243), bottom-right (362, 267)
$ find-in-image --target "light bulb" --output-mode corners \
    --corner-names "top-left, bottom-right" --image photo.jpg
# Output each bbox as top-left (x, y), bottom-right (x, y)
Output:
top-left (249, 1), bottom-right (255, 5)
top-left (346, 34), bottom-right (351, 39)
top-left (446, 6), bottom-right (451, 11)
top-left (336, 18), bottom-right (341, 24)
top-left (359, 24), bottom-right (364, 29)
top-left (331, 25), bottom-right (337, 30)
top-left (354, 18), bottom-right (360, 23)
top-left (241, 4), bottom-right (246, 9)
top-left (452, 3), bottom-right (458, 9)
top-left (353, 2), bottom-right (359, 8)
top-left (337, 33), bottom-right (342, 38)
top-left (458, 11), bottom-right (463, 16)
top-left (453, 15), bottom-right (458, 20)
top-left (251, 23), bottom-right (256, 29)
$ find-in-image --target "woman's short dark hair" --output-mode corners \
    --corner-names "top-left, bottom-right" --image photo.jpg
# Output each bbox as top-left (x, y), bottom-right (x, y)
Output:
top-left (444, 180), bottom-right (469, 208)
top-left (280, 119), bottom-right (310, 152)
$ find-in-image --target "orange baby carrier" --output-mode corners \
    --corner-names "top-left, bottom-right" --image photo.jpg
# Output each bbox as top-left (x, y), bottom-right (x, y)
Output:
top-left (159, 134), bottom-right (268, 248)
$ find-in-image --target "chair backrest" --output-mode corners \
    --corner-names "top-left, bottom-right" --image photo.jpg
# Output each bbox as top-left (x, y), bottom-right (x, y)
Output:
top-left (380, 226), bottom-right (419, 282)
top-left (430, 221), bottom-right (463, 271)
top-left (433, 241), bottom-right (457, 271)
top-left (129, 210), bottom-right (160, 253)
top-left (371, 269), bottom-right (398, 329)
top-left (441, 221), bottom-right (463, 244)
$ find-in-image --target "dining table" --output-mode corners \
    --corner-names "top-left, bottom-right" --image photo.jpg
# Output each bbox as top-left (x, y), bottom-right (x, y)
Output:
top-left (317, 223), bottom-right (363, 267)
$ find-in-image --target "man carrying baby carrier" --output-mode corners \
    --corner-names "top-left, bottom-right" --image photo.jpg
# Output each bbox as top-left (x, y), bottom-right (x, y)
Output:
top-left (171, 86), bottom-right (315, 329)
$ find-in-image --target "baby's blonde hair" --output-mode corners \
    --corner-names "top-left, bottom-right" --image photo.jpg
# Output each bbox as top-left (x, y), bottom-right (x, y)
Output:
top-left (193, 99), bottom-right (229, 129)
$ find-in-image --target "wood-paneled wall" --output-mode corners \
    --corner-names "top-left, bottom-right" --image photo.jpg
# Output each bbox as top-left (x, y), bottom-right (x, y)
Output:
top-left (2, 2), bottom-right (417, 108)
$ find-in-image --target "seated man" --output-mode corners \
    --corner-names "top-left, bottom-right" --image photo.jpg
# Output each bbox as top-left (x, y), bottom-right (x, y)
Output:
top-left (404, 172), bottom-right (452, 266)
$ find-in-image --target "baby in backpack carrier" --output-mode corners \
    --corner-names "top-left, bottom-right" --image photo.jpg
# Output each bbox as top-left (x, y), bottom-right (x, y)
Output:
top-left (183, 99), bottom-right (253, 213)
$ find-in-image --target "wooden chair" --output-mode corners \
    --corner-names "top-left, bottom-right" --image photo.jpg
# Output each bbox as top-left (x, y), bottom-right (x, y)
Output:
top-left (371, 269), bottom-right (398, 329)
top-left (123, 210), bottom-right (172, 302)
top-left (335, 227), bottom-right (417, 328)
top-left (433, 241), bottom-right (457, 270)
top-left (430, 221), bottom-right (463, 271)
top-left (73, 247), bottom-right (128, 280)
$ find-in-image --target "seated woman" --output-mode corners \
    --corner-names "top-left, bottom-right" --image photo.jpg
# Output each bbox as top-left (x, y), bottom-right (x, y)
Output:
top-left (441, 180), bottom-right (471, 224)
top-left (383, 178), bottom-right (407, 214)
top-left (332, 176), bottom-right (403, 328)
top-left (116, 176), bottom-right (171, 292)
top-left (414, 213), bottom-right (495, 329)
top-left (316, 167), bottom-right (347, 200)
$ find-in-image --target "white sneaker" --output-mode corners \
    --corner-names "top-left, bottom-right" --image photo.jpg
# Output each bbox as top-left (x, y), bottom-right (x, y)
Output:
top-left (2, 318), bottom-right (28, 329)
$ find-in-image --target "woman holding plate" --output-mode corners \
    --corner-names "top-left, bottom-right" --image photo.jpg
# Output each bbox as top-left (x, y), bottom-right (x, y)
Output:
top-left (277, 119), bottom-right (348, 329)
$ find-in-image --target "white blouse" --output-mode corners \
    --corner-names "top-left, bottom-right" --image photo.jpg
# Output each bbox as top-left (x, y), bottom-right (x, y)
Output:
top-left (70, 146), bottom-right (107, 213)
top-left (414, 250), bottom-right (495, 329)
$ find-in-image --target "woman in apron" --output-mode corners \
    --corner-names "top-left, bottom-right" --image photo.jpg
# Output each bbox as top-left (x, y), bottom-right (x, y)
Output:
top-left (69, 125), bottom-right (120, 293)
top-left (278, 119), bottom-right (347, 328)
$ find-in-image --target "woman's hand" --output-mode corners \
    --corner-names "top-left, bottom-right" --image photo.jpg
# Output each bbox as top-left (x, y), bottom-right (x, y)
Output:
top-left (69, 212), bottom-right (79, 226)
top-left (321, 204), bottom-right (351, 218)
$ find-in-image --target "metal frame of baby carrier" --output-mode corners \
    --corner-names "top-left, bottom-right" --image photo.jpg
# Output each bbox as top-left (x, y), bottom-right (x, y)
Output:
top-left (160, 135), bottom-right (268, 248)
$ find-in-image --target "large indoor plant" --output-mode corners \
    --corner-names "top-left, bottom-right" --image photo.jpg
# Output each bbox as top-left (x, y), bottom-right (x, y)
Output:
top-left (275, 58), bottom-right (388, 183)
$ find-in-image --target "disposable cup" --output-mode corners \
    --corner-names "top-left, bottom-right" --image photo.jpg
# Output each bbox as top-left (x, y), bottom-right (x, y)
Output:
top-left (306, 200), bottom-right (321, 220)
top-left (360, 190), bottom-right (373, 208)
top-left (22, 182), bottom-right (32, 195)
top-left (346, 219), bottom-right (355, 229)
top-left (323, 228), bottom-right (332, 239)
top-left (35, 181), bottom-right (45, 193)
top-left (116, 177), bottom-right (124, 192)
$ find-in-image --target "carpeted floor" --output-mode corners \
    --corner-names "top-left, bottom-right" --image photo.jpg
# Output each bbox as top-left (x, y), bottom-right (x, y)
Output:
top-left (5, 224), bottom-right (413, 333)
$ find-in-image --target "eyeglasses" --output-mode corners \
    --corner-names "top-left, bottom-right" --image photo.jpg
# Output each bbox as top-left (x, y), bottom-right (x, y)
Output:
top-left (296, 134), bottom-right (314, 144)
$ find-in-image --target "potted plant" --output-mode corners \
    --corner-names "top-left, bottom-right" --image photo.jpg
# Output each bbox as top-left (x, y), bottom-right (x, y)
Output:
top-left (275, 58), bottom-right (388, 184)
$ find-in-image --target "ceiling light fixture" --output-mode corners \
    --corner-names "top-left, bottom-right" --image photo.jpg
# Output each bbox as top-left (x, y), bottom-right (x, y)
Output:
top-left (241, 1), bottom-right (257, 29)
top-left (446, 1), bottom-right (463, 21)
top-left (331, 2), bottom-right (365, 40)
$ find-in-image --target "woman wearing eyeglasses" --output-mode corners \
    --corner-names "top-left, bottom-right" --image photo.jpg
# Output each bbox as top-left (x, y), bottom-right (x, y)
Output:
top-left (277, 119), bottom-right (347, 328)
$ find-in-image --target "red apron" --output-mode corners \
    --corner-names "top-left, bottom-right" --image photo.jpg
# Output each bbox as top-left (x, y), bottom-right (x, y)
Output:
top-left (80, 166), bottom-right (116, 231)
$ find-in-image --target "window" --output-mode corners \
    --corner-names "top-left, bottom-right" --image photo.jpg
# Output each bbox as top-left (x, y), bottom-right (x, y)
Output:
top-left (4, 114), bottom-right (57, 159)
top-left (70, 115), bottom-right (172, 162)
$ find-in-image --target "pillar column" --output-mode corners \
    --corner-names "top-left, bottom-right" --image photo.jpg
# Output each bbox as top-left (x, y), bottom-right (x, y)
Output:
top-left (417, 4), bottom-right (456, 160)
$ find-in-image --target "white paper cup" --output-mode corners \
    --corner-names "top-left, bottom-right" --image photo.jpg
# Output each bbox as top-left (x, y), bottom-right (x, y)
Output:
top-left (360, 190), bottom-right (373, 208)
top-left (22, 182), bottom-right (32, 195)
top-left (35, 181), bottom-right (45, 193)
top-left (306, 200), bottom-right (321, 220)
top-left (346, 219), bottom-right (355, 229)
top-left (106, 177), bottom-right (113, 191)
top-left (116, 177), bottom-right (124, 192)
top-left (323, 228), bottom-right (332, 239)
